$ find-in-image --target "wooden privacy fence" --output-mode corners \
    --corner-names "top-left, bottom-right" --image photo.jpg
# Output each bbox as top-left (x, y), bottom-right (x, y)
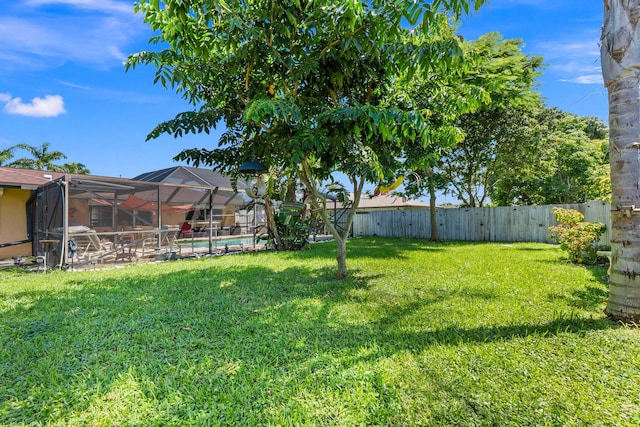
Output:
top-left (352, 201), bottom-right (612, 244)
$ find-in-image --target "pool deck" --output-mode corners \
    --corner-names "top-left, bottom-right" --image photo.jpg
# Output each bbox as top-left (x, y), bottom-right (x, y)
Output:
top-left (1, 234), bottom-right (334, 272)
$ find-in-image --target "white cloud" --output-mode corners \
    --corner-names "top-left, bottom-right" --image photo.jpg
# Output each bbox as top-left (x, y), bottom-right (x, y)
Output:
top-left (537, 38), bottom-right (600, 60)
top-left (57, 80), bottom-right (92, 90)
top-left (0, 0), bottom-right (145, 72)
top-left (3, 94), bottom-right (66, 117)
top-left (553, 61), bottom-right (600, 74)
top-left (533, 29), bottom-right (603, 86)
top-left (560, 74), bottom-right (603, 85)
top-left (0, 93), bottom-right (11, 102)
top-left (24, 0), bottom-right (134, 14)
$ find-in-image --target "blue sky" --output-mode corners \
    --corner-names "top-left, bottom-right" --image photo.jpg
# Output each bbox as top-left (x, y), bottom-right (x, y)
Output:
top-left (0, 0), bottom-right (605, 179)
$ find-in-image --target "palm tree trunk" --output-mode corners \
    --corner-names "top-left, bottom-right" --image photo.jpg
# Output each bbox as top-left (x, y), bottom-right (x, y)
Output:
top-left (601, 0), bottom-right (640, 322)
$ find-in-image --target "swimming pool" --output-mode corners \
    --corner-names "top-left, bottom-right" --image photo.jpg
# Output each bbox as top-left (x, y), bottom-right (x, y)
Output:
top-left (180, 236), bottom-right (258, 250)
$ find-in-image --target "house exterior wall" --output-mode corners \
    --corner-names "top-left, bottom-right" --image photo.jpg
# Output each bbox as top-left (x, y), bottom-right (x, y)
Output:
top-left (162, 212), bottom-right (185, 228)
top-left (68, 198), bottom-right (90, 227)
top-left (0, 188), bottom-right (32, 260)
top-left (221, 205), bottom-right (236, 228)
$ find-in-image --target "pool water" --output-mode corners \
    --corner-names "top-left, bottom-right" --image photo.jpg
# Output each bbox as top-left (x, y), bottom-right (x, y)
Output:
top-left (180, 236), bottom-right (258, 250)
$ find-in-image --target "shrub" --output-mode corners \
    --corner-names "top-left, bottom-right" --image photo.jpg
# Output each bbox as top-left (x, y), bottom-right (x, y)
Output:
top-left (549, 207), bottom-right (607, 264)
top-left (260, 210), bottom-right (311, 251)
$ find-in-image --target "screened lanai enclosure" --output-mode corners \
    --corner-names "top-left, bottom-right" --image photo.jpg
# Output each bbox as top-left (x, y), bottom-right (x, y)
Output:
top-left (32, 171), bottom-right (264, 269)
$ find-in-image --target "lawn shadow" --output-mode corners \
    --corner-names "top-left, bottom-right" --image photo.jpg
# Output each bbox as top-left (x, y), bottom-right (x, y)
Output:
top-left (534, 257), bottom-right (609, 312)
top-left (567, 263), bottom-right (609, 311)
top-left (373, 301), bottom-right (615, 347)
top-left (520, 244), bottom-right (609, 313)
top-left (567, 284), bottom-right (609, 310)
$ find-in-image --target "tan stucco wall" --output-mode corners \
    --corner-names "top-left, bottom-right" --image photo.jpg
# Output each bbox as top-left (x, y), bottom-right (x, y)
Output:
top-left (221, 205), bottom-right (237, 228)
top-left (162, 211), bottom-right (185, 228)
top-left (0, 188), bottom-right (32, 260)
top-left (68, 198), bottom-right (90, 227)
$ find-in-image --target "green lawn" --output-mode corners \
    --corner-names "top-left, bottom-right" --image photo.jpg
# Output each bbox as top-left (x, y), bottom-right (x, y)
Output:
top-left (1, 238), bottom-right (638, 426)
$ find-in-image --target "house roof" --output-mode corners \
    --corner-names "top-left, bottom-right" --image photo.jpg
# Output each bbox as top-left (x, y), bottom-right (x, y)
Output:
top-left (0, 166), bottom-right (244, 199)
top-left (354, 194), bottom-right (429, 210)
top-left (0, 166), bottom-right (425, 209)
top-left (0, 167), bottom-right (66, 190)
top-left (132, 166), bottom-right (242, 190)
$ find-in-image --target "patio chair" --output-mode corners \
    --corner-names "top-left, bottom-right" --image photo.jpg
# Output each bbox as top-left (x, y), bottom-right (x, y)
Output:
top-left (68, 229), bottom-right (114, 262)
top-left (160, 227), bottom-right (180, 250)
top-left (141, 227), bottom-right (180, 256)
top-left (178, 222), bottom-right (193, 239)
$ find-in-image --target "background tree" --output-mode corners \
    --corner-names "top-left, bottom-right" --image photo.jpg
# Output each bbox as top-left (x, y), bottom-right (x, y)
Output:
top-left (601, 0), bottom-right (640, 322)
top-left (489, 108), bottom-right (609, 205)
top-left (363, 16), bottom-right (490, 242)
top-left (401, 30), bottom-right (542, 242)
top-left (60, 162), bottom-right (91, 174)
top-left (403, 168), bottom-right (449, 241)
top-left (436, 33), bottom-right (543, 207)
top-left (0, 146), bottom-right (14, 166)
top-left (128, 0), bottom-right (487, 278)
top-left (9, 142), bottom-right (67, 171)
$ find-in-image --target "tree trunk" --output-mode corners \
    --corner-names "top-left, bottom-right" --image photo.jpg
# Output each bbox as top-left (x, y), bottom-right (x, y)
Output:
top-left (335, 236), bottom-right (348, 279)
top-left (297, 160), bottom-right (363, 279)
top-left (601, 0), bottom-right (640, 322)
top-left (263, 197), bottom-right (282, 250)
top-left (429, 180), bottom-right (440, 242)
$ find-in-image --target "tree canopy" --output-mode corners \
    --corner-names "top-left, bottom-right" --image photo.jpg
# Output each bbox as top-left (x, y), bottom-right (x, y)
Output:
top-left (436, 103), bottom-right (609, 207)
top-left (489, 108), bottom-right (609, 205)
top-left (2, 142), bottom-right (90, 174)
top-left (399, 31), bottom-right (543, 217)
top-left (409, 32), bottom-right (610, 207)
top-left (128, 0), bottom-right (488, 278)
top-left (10, 142), bottom-right (67, 171)
top-left (0, 147), bottom-right (14, 166)
top-left (431, 33), bottom-right (544, 207)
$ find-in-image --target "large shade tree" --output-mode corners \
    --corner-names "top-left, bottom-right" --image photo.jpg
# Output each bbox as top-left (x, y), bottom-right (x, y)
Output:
top-left (401, 31), bottom-right (542, 242)
top-left (399, 32), bottom-right (516, 237)
top-left (601, 0), bottom-right (640, 322)
top-left (128, 0), bottom-right (487, 278)
top-left (436, 33), bottom-right (543, 207)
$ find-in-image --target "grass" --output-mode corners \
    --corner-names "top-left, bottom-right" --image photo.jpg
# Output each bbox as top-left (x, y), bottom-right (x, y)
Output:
top-left (0, 237), bottom-right (638, 426)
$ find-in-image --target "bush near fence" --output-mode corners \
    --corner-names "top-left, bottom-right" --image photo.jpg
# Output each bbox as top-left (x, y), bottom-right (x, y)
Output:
top-left (352, 201), bottom-right (611, 245)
